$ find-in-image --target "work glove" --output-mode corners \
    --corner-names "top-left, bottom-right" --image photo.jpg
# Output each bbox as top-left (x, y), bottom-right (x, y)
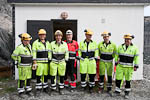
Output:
top-left (115, 62), bottom-right (118, 66)
top-left (76, 56), bottom-right (80, 60)
top-left (95, 56), bottom-right (100, 61)
top-left (32, 63), bottom-right (38, 70)
top-left (48, 60), bottom-right (51, 63)
top-left (134, 66), bottom-right (139, 71)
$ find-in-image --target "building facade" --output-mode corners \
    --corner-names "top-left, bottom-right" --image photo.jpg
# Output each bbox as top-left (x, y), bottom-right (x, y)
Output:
top-left (8, 0), bottom-right (150, 80)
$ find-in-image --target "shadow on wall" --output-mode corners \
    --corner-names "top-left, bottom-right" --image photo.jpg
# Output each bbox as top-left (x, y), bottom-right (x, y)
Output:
top-left (0, 28), bottom-right (13, 67)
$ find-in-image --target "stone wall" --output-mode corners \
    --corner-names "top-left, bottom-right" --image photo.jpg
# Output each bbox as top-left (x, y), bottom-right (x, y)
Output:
top-left (144, 17), bottom-right (150, 64)
top-left (0, 0), bottom-right (12, 66)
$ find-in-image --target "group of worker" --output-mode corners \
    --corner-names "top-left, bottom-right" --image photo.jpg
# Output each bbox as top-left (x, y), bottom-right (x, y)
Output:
top-left (11, 28), bottom-right (139, 99)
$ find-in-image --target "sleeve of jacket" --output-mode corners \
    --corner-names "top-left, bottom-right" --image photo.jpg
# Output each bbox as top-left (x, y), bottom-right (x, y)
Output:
top-left (11, 46), bottom-right (20, 61)
top-left (94, 42), bottom-right (99, 59)
top-left (115, 46), bottom-right (119, 64)
top-left (65, 43), bottom-right (69, 61)
top-left (75, 41), bottom-right (79, 57)
top-left (134, 46), bottom-right (139, 67)
top-left (32, 41), bottom-right (37, 61)
top-left (113, 44), bottom-right (117, 58)
top-left (48, 42), bottom-right (52, 61)
top-left (98, 43), bottom-right (101, 57)
top-left (78, 42), bottom-right (82, 59)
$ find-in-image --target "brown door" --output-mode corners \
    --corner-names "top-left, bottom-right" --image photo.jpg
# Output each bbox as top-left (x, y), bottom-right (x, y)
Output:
top-left (51, 19), bottom-right (77, 41)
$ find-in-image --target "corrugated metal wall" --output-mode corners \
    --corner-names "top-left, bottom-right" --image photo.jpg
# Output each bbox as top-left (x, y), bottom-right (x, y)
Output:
top-left (144, 17), bottom-right (150, 64)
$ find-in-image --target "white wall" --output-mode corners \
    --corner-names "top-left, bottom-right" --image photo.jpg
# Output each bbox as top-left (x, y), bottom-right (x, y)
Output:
top-left (144, 6), bottom-right (150, 16)
top-left (15, 4), bottom-right (144, 80)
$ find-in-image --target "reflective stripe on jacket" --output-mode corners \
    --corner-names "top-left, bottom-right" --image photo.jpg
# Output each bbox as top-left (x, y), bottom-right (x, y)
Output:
top-left (98, 41), bottom-right (117, 62)
top-left (78, 40), bottom-right (99, 60)
top-left (115, 43), bottom-right (139, 67)
top-left (32, 39), bottom-right (51, 62)
top-left (11, 44), bottom-right (32, 67)
top-left (51, 41), bottom-right (69, 62)
top-left (64, 40), bottom-right (79, 60)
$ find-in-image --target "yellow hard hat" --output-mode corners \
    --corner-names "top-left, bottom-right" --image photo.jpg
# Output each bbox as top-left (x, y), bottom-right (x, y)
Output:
top-left (84, 29), bottom-right (93, 35)
top-left (124, 34), bottom-right (134, 39)
top-left (38, 29), bottom-right (46, 35)
top-left (55, 30), bottom-right (63, 36)
top-left (19, 33), bottom-right (32, 41)
top-left (101, 31), bottom-right (111, 37)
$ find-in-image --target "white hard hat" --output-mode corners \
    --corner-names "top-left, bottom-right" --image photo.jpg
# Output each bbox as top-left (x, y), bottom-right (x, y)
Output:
top-left (66, 30), bottom-right (73, 35)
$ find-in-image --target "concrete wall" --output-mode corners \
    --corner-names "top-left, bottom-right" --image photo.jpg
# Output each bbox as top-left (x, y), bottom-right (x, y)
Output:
top-left (15, 4), bottom-right (144, 80)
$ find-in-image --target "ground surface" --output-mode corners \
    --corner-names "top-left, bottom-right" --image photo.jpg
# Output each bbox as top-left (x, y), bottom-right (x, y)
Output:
top-left (0, 64), bottom-right (150, 100)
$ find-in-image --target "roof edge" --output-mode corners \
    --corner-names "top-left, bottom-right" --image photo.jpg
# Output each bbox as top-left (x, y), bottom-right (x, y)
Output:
top-left (7, 0), bottom-right (150, 4)
top-left (7, 3), bottom-right (150, 6)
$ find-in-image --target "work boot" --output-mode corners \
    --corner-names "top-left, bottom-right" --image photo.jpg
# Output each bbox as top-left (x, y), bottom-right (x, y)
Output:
top-left (98, 88), bottom-right (104, 94)
top-left (49, 88), bottom-right (57, 96)
top-left (107, 91), bottom-right (113, 97)
top-left (43, 87), bottom-right (49, 93)
top-left (112, 91), bottom-right (121, 97)
top-left (26, 91), bottom-right (33, 96)
top-left (18, 88), bottom-right (25, 95)
top-left (80, 87), bottom-right (86, 91)
top-left (89, 87), bottom-right (94, 94)
top-left (35, 89), bottom-right (41, 96)
top-left (59, 88), bottom-right (64, 95)
top-left (124, 91), bottom-right (130, 99)
top-left (107, 87), bottom-right (112, 96)
top-left (70, 88), bottom-right (74, 93)
top-left (124, 95), bottom-right (129, 99)
top-left (18, 92), bottom-right (24, 96)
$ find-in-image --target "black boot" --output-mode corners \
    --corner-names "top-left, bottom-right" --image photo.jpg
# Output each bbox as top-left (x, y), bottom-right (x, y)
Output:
top-left (26, 91), bottom-right (33, 96)
top-left (112, 91), bottom-right (121, 97)
top-left (124, 91), bottom-right (130, 99)
top-left (43, 87), bottom-right (49, 93)
top-left (107, 87), bottom-right (112, 96)
top-left (81, 87), bottom-right (86, 91)
top-left (89, 87), bottom-right (94, 94)
top-left (70, 88), bottom-right (74, 93)
top-left (98, 87), bottom-right (104, 93)
top-left (59, 88), bottom-right (64, 95)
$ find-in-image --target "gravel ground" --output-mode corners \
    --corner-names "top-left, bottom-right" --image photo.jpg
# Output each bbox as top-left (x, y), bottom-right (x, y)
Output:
top-left (0, 64), bottom-right (150, 100)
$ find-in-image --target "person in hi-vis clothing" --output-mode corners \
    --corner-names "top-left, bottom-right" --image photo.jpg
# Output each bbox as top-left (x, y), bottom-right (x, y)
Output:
top-left (50, 30), bottom-right (69, 95)
top-left (114, 34), bottom-right (139, 99)
top-left (32, 29), bottom-right (51, 93)
top-left (78, 29), bottom-right (99, 93)
top-left (11, 33), bottom-right (32, 95)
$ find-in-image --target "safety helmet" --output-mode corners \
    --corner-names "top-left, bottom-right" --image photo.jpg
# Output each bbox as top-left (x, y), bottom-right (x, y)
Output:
top-left (84, 29), bottom-right (93, 35)
top-left (19, 33), bottom-right (32, 41)
top-left (101, 31), bottom-right (111, 37)
top-left (55, 30), bottom-right (63, 36)
top-left (124, 34), bottom-right (134, 39)
top-left (38, 29), bottom-right (46, 35)
top-left (66, 30), bottom-right (73, 35)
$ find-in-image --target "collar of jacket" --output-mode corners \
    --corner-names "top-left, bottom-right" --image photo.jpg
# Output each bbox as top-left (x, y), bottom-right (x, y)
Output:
top-left (55, 41), bottom-right (63, 44)
top-left (103, 41), bottom-right (111, 44)
top-left (84, 39), bottom-right (93, 43)
top-left (38, 39), bottom-right (48, 42)
top-left (67, 40), bottom-right (73, 43)
top-left (22, 43), bottom-right (29, 47)
top-left (122, 43), bottom-right (133, 46)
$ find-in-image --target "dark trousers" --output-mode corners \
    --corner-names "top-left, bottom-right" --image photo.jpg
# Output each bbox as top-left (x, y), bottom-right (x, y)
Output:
top-left (64, 60), bottom-right (75, 81)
